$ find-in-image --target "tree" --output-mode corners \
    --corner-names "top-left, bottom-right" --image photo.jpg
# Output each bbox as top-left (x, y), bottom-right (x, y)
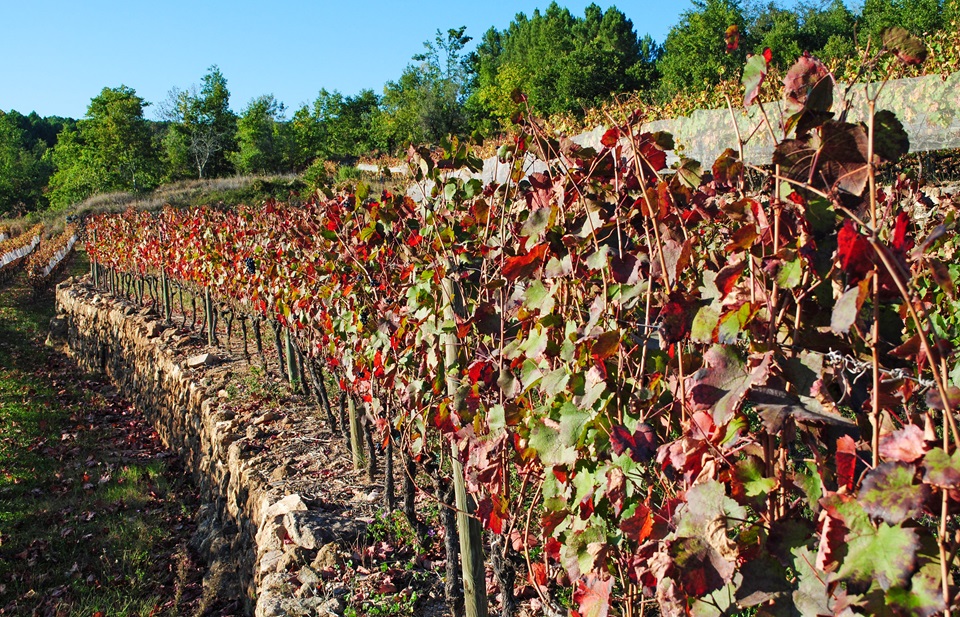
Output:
top-left (657, 0), bottom-right (748, 99)
top-left (161, 66), bottom-right (236, 179)
top-left (861, 0), bottom-right (946, 42)
top-left (47, 86), bottom-right (160, 209)
top-left (231, 95), bottom-right (290, 175)
top-left (747, 2), bottom-right (804, 67)
top-left (0, 111), bottom-right (52, 215)
top-left (468, 3), bottom-right (658, 123)
top-left (289, 88), bottom-right (384, 166)
top-left (797, 0), bottom-right (856, 62)
top-left (380, 26), bottom-right (473, 149)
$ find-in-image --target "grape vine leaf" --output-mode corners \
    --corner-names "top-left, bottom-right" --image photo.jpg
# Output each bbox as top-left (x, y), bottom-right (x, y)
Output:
top-left (503, 243), bottom-right (548, 281)
top-left (734, 555), bottom-right (792, 607)
top-left (923, 447), bottom-right (960, 488)
top-left (881, 26), bottom-right (928, 65)
top-left (873, 110), bottom-right (910, 162)
top-left (712, 148), bottom-right (743, 185)
top-left (773, 122), bottom-right (870, 195)
top-left (742, 53), bottom-right (768, 107)
top-left (831, 282), bottom-right (867, 334)
top-left (573, 573), bottom-right (613, 617)
top-left (878, 424), bottom-right (927, 463)
top-left (836, 435), bottom-right (858, 491)
top-left (686, 345), bottom-right (772, 424)
top-left (834, 522), bottom-right (919, 590)
top-left (670, 536), bottom-right (736, 596)
top-left (836, 222), bottom-right (874, 281)
top-left (858, 462), bottom-right (928, 524)
top-left (783, 53), bottom-right (833, 113)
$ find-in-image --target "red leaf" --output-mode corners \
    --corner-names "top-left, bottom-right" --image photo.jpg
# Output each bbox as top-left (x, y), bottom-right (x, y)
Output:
top-left (836, 435), bottom-right (857, 491)
top-left (529, 562), bottom-right (548, 587)
top-left (620, 503), bottom-right (653, 543)
top-left (476, 494), bottom-right (509, 534)
top-left (891, 211), bottom-right (914, 254)
top-left (502, 243), bottom-right (548, 281)
top-left (816, 507), bottom-right (848, 571)
top-left (763, 47), bottom-right (773, 64)
top-left (574, 574), bottom-right (613, 617)
top-left (837, 220), bottom-right (873, 281)
top-left (715, 260), bottom-right (746, 299)
top-left (609, 425), bottom-right (636, 457)
top-left (600, 128), bottom-right (620, 148)
top-left (879, 425), bottom-right (927, 463)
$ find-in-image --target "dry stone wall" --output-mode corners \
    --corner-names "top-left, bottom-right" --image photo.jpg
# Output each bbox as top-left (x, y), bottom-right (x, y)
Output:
top-left (51, 278), bottom-right (364, 617)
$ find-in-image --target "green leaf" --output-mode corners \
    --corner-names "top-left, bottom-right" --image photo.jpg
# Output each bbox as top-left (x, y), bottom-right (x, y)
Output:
top-left (858, 462), bottom-right (928, 524)
top-left (676, 158), bottom-right (702, 189)
top-left (558, 402), bottom-right (591, 449)
top-left (528, 421), bottom-right (577, 467)
top-left (733, 456), bottom-right (777, 500)
top-left (793, 461), bottom-right (823, 513)
top-left (835, 523), bottom-right (919, 590)
top-left (923, 448), bottom-right (960, 488)
top-left (691, 305), bottom-right (720, 344)
top-left (792, 547), bottom-right (832, 616)
top-left (541, 367), bottom-right (570, 397)
top-left (521, 204), bottom-right (556, 239)
top-left (676, 481), bottom-right (746, 561)
top-left (464, 178), bottom-right (482, 199)
top-left (524, 280), bottom-right (555, 314)
top-left (717, 303), bottom-right (751, 344)
top-left (776, 256), bottom-right (803, 289)
top-left (735, 556), bottom-right (791, 607)
top-left (443, 180), bottom-right (458, 200)
top-left (742, 53), bottom-right (768, 107)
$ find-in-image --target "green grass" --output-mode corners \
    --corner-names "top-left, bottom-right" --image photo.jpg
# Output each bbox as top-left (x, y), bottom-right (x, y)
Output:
top-left (0, 253), bottom-right (205, 615)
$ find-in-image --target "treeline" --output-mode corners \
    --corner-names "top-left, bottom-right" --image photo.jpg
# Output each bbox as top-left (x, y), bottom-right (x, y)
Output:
top-left (1, 0), bottom-right (957, 215)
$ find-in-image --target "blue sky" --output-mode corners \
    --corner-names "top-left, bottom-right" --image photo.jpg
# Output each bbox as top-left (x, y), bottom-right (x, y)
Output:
top-left (0, 1), bottom-right (702, 120)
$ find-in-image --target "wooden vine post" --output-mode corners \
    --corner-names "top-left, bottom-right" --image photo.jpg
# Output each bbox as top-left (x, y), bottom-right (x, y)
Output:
top-left (441, 269), bottom-right (488, 617)
top-left (161, 272), bottom-right (171, 322)
top-left (204, 287), bottom-right (217, 346)
top-left (347, 393), bottom-right (364, 470)
top-left (90, 228), bottom-right (100, 287)
top-left (284, 330), bottom-right (299, 391)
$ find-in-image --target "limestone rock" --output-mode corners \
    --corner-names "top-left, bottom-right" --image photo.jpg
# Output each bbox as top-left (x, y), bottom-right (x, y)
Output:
top-left (187, 352), bottom-right (220, 368)
top-left (310, 542), bottom-right (341, 570)
top-left (283, 511), bottom-right (365, 549)
top-left (263, 494), bottom-right (309, 519)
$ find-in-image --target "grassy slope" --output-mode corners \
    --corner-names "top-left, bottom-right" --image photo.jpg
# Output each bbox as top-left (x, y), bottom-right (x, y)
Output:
top-left (0, 255), bottom-right (225, 616)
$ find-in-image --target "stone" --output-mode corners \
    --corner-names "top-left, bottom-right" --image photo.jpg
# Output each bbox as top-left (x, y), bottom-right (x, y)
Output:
top-left (270, 464), bottom-right (294, 482)
top-left (310, 543), bottom-right (341, 570)
top-left (258, 550), bottom-right (284, 577)
top-left (253, 410), bottom-right (281, 426)
top-left (283, 511), bottom-right (365, 549)
top-left (263, 494), bottom-right (309, 519)
top-left (318, 595), bottom-right (346, 617)
top-left (187, 353), bottom-right (219, 368)
top-left (142, 321), bottom-right (161, 338)
top-left (295, 565), bottom-right (321, 590)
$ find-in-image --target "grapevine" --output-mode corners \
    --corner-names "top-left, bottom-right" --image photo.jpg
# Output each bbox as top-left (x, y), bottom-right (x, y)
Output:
top-left (84, 32), bottom-right (960, 617)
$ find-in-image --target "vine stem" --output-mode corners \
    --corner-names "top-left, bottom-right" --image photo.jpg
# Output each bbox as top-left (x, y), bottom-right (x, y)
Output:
top-left (867, 98), bottom-right (882, 469)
